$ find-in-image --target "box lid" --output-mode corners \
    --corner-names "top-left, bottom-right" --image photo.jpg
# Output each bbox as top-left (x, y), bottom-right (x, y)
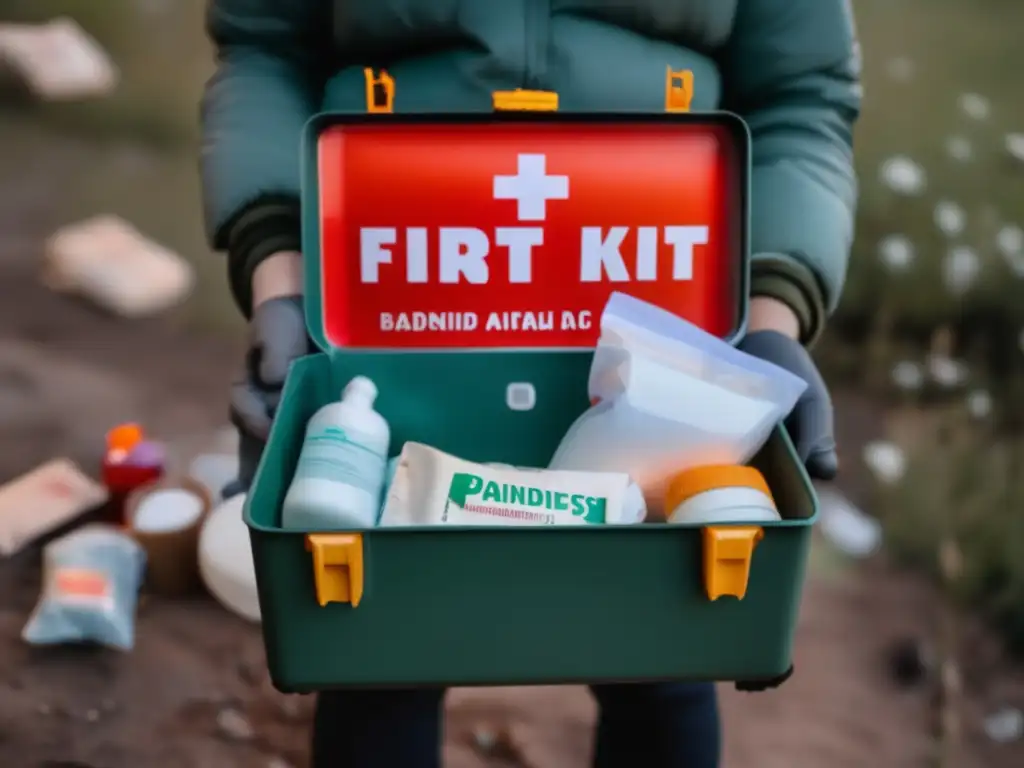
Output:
top-left (302, 112), bottom-right (749, 352)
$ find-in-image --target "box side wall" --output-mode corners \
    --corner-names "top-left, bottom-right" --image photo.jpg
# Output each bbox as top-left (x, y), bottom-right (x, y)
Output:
top-left (258, 524), bottom-right (809, 690)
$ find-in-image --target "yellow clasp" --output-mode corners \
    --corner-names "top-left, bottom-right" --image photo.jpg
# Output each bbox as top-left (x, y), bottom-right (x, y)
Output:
top-left (665, 67), bottom-right (694, 113)
top-left (702, 526), bottom-right (762, 600)
top-left (364, 68), bottom-right (395, 113)
top-left (306, 533), bottom-right (364, 607)
top-left (492, 89), bottom-right (559, 112)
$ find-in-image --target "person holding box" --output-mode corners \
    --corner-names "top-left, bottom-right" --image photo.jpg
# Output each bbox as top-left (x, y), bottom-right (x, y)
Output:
top-left (201, 1), bottom-right (860, 765)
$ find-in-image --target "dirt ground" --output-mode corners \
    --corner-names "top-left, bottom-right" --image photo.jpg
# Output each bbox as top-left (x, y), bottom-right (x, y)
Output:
top-left (0, 145), bottom-right (1023, 768)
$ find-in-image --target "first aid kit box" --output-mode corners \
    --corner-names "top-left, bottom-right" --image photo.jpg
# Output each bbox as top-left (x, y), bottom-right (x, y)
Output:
top-left (245, 105), bottom-right (819, 693)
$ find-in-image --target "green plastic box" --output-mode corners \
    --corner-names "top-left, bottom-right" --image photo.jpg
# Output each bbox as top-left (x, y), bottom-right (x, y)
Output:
top-left (244, 111), bottom-right (819, 694)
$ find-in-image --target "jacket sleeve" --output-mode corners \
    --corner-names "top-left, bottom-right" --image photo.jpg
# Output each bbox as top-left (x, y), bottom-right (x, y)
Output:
top-left (200, 0), bottom-right (332, 316)
top-left (721, 0), bottom-right (861, 343)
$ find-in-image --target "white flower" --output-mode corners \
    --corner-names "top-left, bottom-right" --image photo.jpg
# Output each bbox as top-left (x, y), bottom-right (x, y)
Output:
top-left (934, 201), bottom-right (966, 237)
top-left (880, 156), bottom-right (926, 195)
top-left (959, 93), bottom-right (990, 120)
top-left (863, 441), bottom-right (906, 484)
top-left (928, 354), bottom-right (969, 389)
top-left (942, 245), bottom-right (980, 295)
top-left (891, 360), bottom-right (924, 391)
top-left (966, 389), bottom-right (992, 419)
top-left (945, 136), bottom-right (972, 162)
top-left (886, 57), bottom-right (914, 82)
top-left (1006, 133), bottom-right (1024, 163)
top-left (997, 224), bottom-right (1024, 257)
top-left (878, 235), bottom-right (915, 271)
top-left (997, 225), bottom-right (1024, 276)
top-left (817, 488), bottom-right (882, 558)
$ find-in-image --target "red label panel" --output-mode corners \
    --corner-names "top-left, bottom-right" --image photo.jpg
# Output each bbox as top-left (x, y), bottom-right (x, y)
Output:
top-left (318, 121), bottom-right (742, 349)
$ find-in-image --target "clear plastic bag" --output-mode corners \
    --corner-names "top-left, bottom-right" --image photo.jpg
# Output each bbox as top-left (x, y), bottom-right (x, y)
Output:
top-left (549, 292), bottom-right (807, 515)
top-left (22, 523), bottom-right (146, 651)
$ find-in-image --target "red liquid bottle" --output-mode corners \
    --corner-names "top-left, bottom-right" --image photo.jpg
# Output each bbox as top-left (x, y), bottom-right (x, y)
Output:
top-left (101, 423), bottom-right (164, 526)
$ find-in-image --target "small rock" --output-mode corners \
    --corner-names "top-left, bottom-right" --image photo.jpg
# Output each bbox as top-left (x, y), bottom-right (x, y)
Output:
top-left (36, 702), bottom-right (52, 716)
top-left (84, 708), bottom-right (100, 723)
top-left (278, 695), bottom-right (303, 721)
top-left (266, 759), bottom-right (294, 768)
top-left (236, 659), bottom-right (262, 687)
top-left (472, 726), bottom-right (498, 753)
top-left (984, 707), bottom-right (1023, 744)
top-left (216, 707), bottom-right (254, 742)
top-left (887, 637), bottom-right (935, 687)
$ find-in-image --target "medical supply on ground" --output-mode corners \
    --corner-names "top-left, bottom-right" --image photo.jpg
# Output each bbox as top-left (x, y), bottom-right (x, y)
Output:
top-left (0, 459), bottom-right (107, 557)
top-left (43, 215), bottom-right (193, 317)
top-left (188, 452), bottom-right (240, 503)
top-left (664, 465), bottom-right (780, 525)
top-left (0, 17), bottom-right (117, 100)
top-left (281, 376), bottom-right (390, 530)
top-left (199, 492), bottom-right (260, 623)
top-left (101, 423), bottom-right (164, 525)
top-left (549, 292), bottom-right (807, 517)
top-left (126, 478), bottom-right (210, 596)
top-left (380, 442), bottom-right (640, 526)
top-left (22, 524), bottom-right (145, 651)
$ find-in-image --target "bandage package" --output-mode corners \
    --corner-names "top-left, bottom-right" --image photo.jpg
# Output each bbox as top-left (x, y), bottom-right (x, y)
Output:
top-left (379, 442), bottom-right (644, 527)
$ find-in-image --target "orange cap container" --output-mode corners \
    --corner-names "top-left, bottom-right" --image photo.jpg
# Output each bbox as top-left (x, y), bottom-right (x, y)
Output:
top-left (107, 423), bottom-right (143, 455)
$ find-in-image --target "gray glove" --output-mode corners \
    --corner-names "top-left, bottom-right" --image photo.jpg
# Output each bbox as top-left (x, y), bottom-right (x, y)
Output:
top-left (227, 295), bottom-right (311, 494)
top-left (737, 330), bottom-right (838, 481)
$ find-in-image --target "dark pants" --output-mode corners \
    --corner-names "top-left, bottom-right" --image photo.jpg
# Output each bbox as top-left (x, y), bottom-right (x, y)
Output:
top-left (311, 683), bottom-right (720, 768)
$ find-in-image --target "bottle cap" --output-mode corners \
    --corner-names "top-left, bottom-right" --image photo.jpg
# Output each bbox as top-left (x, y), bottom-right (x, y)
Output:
top-left (107, 423), bottom-right (143, 453)
top-left (125, 440), bottom-right (166, 467)
top-left (343, 376), bottom-right (378, 406)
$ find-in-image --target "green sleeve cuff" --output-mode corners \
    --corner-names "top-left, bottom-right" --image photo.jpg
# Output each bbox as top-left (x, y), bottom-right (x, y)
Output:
top-left (750, 253), bottom-right (828, 346)
top-left (225, 196), bottom-right (301, 318)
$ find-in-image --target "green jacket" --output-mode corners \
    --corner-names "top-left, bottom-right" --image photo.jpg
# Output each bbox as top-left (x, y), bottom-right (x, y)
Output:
top-left (201, 0), bottom-right (860, 343)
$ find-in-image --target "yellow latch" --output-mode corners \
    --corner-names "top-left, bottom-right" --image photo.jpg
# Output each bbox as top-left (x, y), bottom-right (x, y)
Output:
top-left (492, 89), bottom-right (559, 112)
top-left (364, 68), bottom-right (395, 113)
top-left (702, 526), bottom-right (763, 601)
top-left (665, 67), bottom-right (694, 113)
top-left (306, 533), bottom-right (364, 607)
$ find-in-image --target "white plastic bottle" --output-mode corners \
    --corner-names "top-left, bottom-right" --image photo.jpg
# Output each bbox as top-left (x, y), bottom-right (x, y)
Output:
top-left (281, 376), bottom-right (390, 530)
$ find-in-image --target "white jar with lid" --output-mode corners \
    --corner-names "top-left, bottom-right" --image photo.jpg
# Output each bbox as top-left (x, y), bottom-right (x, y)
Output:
top-left (664, 464), bottom-right (780, 525)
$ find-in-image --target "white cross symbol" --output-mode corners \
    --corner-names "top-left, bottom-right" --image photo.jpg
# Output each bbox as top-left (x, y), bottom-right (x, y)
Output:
top-left (493, 153), bottom-right (569, 222)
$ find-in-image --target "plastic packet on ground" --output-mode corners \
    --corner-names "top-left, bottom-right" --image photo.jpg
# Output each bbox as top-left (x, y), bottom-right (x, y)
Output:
top-left (549, 292), bottom-right (807, 515)
top-left (379, 442), bottom-right (641, 526)
top-left (22, 523), bottom-right (146, 651)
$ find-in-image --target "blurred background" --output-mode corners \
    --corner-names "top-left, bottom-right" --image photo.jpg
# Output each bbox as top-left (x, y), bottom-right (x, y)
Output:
top-left (0, 0), bottom-right (1023, 765)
